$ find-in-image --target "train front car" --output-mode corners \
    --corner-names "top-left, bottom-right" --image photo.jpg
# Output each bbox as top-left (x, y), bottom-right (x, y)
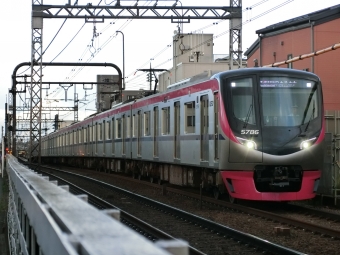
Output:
top-left (218, 68), bottom-right (324, 201)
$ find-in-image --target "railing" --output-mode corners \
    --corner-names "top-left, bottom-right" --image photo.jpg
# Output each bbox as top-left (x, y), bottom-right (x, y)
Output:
top-left (322, 111), bottom-right (340, 205)
top-left (6, 155), bottom-right (187, 255)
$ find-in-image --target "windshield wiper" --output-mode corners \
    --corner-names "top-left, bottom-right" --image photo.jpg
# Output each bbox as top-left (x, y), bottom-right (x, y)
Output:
top-left (304, 103), bottom-right (315, 133)
top-left (243, 104), bottom-right (253, 128)
top-left (299, 84), bottom-right (317, 137)
top-left (299, 102), bottom-right (315, 137)
top-left (301, 84), bottom-right (317, 125)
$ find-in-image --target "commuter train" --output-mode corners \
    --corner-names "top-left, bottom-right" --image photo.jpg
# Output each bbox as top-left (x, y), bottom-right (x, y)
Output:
top-left (41, 67), bottom-right (325, 202)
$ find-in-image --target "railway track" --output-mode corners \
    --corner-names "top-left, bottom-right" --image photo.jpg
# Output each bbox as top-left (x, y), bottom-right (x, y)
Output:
top-left (39, 165), bottom-right (306, 255)
top-left (49, 164), bottom-right (340, 240)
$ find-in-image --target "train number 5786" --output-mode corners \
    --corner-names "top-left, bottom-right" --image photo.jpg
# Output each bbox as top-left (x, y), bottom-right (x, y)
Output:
top-left (241, 130), bottom-right (259, 135)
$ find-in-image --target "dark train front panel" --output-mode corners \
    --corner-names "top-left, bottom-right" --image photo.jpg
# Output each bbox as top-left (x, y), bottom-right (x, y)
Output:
top-left (217, 68), bottom-right (324, 201)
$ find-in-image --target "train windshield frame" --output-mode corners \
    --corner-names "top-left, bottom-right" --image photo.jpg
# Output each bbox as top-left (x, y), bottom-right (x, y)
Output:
top-left (260, 77), bottom-right (319, 127)
top-left (222, 71), bottom-right (323, 152)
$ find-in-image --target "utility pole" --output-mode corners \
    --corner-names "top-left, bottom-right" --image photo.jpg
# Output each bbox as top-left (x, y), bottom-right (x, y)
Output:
top-left (137, 64), bottom-right (169, 93)
top-left (229, 0), bottom-right (242, 69)
top-left (27, 2), bottom-right (241, 166)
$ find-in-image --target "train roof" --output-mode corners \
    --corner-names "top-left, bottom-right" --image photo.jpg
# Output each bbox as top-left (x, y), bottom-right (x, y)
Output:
top-left (166, 70), bottom-right (220, 91)
top-left (43, 67), bottom-right (321, 139)
top-left (212, 67), bottom-right (320, 80)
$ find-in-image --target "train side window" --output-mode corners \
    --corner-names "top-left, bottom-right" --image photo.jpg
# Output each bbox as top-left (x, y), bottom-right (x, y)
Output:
top-left (162, 107), bottom-right (170, 135)
top-left (132, 115), bottom-right (135, 137)
top-left (144, 111), bottom-right (151, 136)
top-left (117, 118), bottom-right (122, 138)
top-left (89, 125), bottom-right (93, 142)
top-left (74, 130), bottom-right (77, 145)
top-left (126, 116), bottom-right (131, 138)
top-left (106, 121), bottom-right (111, 140)
top-left (93, 125), bottom-right (96, 142)
top-left (84, 128), bottom-right (87, 143)
top-left (122, 115), bottom-right (126, 139)
top-left (70, 131), bottom-right (73, 145)
top-left (111, 118), bottom-right (115, 140)
top-left (98, 123), bottom-right (102, 141)
top-left (185, 101), bottom-right (195, 133)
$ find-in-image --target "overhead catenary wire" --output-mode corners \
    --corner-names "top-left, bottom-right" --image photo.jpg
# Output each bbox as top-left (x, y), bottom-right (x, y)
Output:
top-left (25, 0), bottom-right (296, 127)
top-left (46, 0), bottom-right (274, 89)
top-left (126, 0), bottom-right (294, 86)
top-left (47, 0), bottom-right (152, 103)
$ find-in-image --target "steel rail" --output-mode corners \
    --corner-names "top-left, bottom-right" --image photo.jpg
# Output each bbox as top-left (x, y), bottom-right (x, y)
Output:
top-left (40, 166), bottom-right (306, 255)
top-left (41, 169), bottom-right (205, 255)
top-left (38, 163), bottom-right (340, 240)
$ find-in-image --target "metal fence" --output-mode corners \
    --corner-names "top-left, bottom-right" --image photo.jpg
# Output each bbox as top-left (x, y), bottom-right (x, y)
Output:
top-left (6, 155), bottom-right (186, 255)
top-left (319, 111), bottom-right (340, 205)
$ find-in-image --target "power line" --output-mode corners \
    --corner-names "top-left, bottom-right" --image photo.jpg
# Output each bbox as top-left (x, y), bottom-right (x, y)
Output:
top-left (125, 0), bottom-right (294, 87)
top-left (33, 0), bottom-right (294, 105)
top-left (50, 23), bottom-right (87, 63)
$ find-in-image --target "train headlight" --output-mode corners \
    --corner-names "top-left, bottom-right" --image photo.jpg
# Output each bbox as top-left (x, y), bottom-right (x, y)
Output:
top-left (236, 137), bottom-right (257, 150)
top-left (300, 137), bottom-right (317, 150)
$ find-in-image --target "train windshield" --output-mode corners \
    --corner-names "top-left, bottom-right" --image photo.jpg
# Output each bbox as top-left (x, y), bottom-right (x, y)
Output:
top-left (230, 78), bottom-right (256, 126)
top-left (260, 77), bottom-right (319, 127)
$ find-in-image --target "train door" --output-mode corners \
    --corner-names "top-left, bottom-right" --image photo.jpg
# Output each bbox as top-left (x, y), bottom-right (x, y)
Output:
top-left (83, 127), bottom-right (87, 155)
top-left (153, 106), bottom-right (159, 157)
top-left (89, 125), bottom-right (93, 155)
top-left (57, 135), bottom-right (63, 155)
top-left (86, 126), bottom-right (88, 155)
top-left (103, 121), bottom-right (106, 155)
top-left (214, 92), bottom-right (219, 161)
top-left (127, 114), bottom-right (131, 158)
top-left (93, 123), bottom-right (99, 154)
top-left (72, 131), bottom-right (75, 156)
top-left (111, 118), bottom-right (115, 155)
top-left (174, 102), bottom-right (180, 159)
top-left (137, 111), bottom-right (142, 156)
top-left (75, 130), bottom-right (77, 156)
top-left (122, 115), bottom-right (126, 155)
top-left (200, 95), bottom-right (209, 161)
top-left (78, 128), bottom-right (83, 155)
top-left (117, 118), bottom-right (122, 154)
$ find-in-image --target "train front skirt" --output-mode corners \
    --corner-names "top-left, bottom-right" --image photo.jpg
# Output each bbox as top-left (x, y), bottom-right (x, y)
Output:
top-left (221, 170), bottom-right (321, 201)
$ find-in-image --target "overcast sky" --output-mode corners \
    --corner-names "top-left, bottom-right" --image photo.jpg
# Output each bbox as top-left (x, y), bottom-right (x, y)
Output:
top-left (1, 0), bottom-right (339, 137)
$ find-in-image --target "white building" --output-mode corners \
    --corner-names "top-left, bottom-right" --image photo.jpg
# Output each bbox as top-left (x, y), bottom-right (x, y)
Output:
top-left (158, 32), bottom-right (247, 92)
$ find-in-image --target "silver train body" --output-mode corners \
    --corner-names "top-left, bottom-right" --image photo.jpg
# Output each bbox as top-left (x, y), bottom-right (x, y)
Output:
top-left (42, 68), bottom-right (325, 201)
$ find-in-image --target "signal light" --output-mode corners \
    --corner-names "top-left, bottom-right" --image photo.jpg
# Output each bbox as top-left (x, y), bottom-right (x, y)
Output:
top-left (146, 73), bottom-right (154, 82)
